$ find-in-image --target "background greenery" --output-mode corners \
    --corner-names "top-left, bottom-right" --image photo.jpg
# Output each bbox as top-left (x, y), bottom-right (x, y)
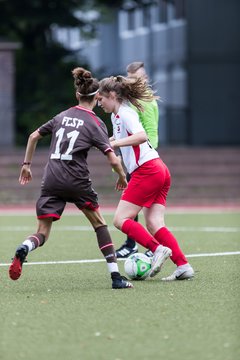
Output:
top-left (0, 0), bottom-right (124, 144)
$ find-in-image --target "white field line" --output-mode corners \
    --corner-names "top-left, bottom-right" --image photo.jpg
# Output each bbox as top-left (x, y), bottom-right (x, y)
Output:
top-left (0, 225), bottom-right (240, 233)
top-left (0, 251), bottom-right (240, 267)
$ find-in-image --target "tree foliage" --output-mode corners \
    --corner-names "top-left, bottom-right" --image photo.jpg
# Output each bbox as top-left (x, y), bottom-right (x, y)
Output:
top-left (0, 0), bottom-right (124, 145)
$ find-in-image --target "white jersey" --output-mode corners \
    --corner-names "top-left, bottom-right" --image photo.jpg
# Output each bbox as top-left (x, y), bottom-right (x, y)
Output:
top-left (111, 103), bottom-right (159, 174)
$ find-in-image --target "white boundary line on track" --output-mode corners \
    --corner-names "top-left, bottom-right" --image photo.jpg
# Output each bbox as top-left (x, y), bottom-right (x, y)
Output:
top-left (0, 251), bottom-right (239, 267)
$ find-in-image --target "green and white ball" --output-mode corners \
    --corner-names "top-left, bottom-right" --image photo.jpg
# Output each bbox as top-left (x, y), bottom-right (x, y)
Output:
top-left (124, 253), bottom-right (152, 280)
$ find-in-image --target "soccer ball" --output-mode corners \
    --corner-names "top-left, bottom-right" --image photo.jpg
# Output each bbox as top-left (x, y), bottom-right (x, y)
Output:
top-left (124, 253), bottom-right (152, 280)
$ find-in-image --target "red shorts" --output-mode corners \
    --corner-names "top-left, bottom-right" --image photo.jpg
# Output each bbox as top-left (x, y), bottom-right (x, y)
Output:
top-left (121, 158), bottom-right (171, 208)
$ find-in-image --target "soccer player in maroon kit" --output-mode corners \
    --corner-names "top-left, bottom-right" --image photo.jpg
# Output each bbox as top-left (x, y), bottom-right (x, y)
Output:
top-left (9, 67), bottom-right (133, 289)
top-left (98, 75), bottom-right (194, 281)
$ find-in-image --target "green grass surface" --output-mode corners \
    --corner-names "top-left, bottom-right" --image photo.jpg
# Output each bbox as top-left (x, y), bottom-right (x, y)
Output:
top-left (0, 211), bottom-right (240, 360)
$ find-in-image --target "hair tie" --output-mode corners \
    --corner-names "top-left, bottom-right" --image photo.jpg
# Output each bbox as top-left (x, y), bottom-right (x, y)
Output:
top-left (77, 89), bottom-right (99, 96)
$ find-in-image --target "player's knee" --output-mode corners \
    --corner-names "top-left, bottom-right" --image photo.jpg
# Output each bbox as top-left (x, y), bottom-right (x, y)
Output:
top-left (113, 215), bottom-right (122, 230)
top-left (146, 222), bottom-right (155, 235)
top-left (146, 220), bottom-right (164, 235)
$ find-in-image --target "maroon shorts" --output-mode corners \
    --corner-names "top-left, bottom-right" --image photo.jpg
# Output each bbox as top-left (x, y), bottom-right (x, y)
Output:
top-left (121, 158), bottom-right (171, 208)
top-left (36, 188), bottom-right (99, 221)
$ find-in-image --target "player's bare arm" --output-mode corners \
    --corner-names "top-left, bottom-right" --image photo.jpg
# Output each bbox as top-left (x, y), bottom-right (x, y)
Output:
top-left (19, 129), bottom-right (43, 185)
top-left (110, 131), bottom-right (147, 149)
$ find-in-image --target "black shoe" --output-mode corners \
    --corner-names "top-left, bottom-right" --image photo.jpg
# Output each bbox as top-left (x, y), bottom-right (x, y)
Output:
top-left (116, 244), bottom-right (138, 258)
top-left (112, 275), bottom-right (134, 289)
top-left (144, 250), bottom-right (153, 258)
top-left (9, 245), bottom-right (28, 280)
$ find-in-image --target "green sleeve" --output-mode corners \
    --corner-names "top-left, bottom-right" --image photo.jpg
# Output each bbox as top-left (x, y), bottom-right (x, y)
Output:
top-left (131, 100), bottom-right (159, 149)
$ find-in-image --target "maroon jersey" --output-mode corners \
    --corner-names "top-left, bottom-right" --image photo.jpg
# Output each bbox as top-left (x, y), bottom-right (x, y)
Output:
top-left (38, 105), bottom-right (112, 195)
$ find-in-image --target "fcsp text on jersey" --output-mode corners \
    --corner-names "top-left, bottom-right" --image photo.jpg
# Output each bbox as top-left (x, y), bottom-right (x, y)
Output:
top-left (62, 116), bottom-right (84, 129)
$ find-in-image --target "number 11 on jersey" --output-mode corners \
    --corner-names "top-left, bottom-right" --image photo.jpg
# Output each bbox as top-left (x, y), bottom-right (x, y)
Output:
top-left (50, 127), bottom-right (79, 160)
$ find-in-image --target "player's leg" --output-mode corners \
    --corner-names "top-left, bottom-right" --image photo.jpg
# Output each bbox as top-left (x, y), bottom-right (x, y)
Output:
top-left (113, 200), bottom-right (171, 277)
top-left (9, 218), bottom-right (52, 280)
top-left (81, 207), bottom-right (133, 289)
top-left (116, 173), bottom-right (138, 258)
top-left (9, 194), bottom-right (64, 281)
top-left (143, 203), bottom-right (194, 280)
top-left (142, 162), bottom-right (194, 280)
top-left (115, 214), bottom-right (138, 258)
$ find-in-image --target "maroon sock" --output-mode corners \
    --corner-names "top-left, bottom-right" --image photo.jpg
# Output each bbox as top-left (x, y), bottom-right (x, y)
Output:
top-left (95, 225), bottom-right (116, 263)
top-left (24, 233), bottom-right (45, 250)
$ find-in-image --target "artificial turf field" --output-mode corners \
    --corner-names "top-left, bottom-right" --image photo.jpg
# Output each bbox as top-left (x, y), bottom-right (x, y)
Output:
top-left (0, 209), bottom-right (239, 360)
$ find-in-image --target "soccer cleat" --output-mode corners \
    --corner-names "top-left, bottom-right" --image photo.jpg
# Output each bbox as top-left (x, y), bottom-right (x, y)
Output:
top-left (149, 245), bottom-right (172, 278)
top-left (144, 249), bottom-right (153, 258)
top-left (9, 245), bottom-right (28, 280)
top-left (112, 276), bottom-right (134, 289)
top-left (161, 264), bottom-right (194, 281)
top-left (116, 244), bottom-right (138, 258)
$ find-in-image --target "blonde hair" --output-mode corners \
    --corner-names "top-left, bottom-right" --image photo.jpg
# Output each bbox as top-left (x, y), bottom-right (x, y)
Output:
top-left (99, 75), bottom-right (158, 111)
top-left (126, 61), bottom-right (144, 74)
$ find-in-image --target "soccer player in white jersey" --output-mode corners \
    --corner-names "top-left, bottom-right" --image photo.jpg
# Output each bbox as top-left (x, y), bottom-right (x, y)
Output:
top-left (115, 62), bottom-right (159, 258)
top-left (98, 75), bottom-right (194, 280)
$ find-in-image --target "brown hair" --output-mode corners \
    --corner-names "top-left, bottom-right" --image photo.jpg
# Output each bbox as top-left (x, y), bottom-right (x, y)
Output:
top-left (99, 75), bottom-right (158, 111)
top-left (72, 67), bottom-right (99, 101)
top-left (126, 61), bottom-right (144, 74)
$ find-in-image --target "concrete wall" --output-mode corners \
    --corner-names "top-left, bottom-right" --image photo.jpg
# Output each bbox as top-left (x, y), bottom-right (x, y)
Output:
top-left (80, 1), bottom-right (240, 146)
top-left (0, 42), bottom-right (20, 148)
top-left (187, 0), bottom-right (240, 145)
top-left (81, 9), bottom-right (188, 145)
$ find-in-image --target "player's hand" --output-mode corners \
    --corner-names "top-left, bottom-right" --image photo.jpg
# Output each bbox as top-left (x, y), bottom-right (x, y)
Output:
top-left (110, 140), bottom-right (118, 150)
top-left (115, 176), bottom-right (128, 191)
top-left (19, 167), bottom-right (32, 185)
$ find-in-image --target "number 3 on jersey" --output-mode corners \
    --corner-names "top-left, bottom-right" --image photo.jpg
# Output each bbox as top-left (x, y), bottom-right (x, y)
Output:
top-left (50, 127), bottom-right (79, 160)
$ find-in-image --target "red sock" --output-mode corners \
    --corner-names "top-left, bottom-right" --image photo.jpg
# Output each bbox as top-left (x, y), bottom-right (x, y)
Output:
top-left (122, 219), bottom-right (159, 252)
top-left (154, 227), bottom-right (187, 266)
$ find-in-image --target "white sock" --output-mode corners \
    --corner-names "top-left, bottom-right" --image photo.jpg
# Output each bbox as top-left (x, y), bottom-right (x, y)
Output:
top-left (107, 262), bottom-right (119, 273)
top-left (22, 239), bottom-right (34, 252)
